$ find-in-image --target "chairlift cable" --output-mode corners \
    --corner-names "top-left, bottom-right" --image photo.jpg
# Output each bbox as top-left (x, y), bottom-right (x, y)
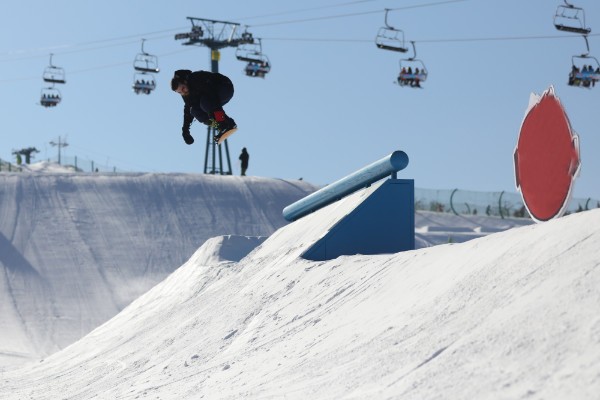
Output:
top-left (262, 32), bottom-right (600, 44)
top-left (71, 47), bottom-right (196, 75)
top-left (233, 0), bottom-right (381, 22)
top-left (1, 32), bottom-right (596, 84)
top-left (0, 26), bottom-right (598, 84)
top-left (0, 31), bottom-right (183, 61)
top-left (0, 47), bottom-right (198, 84)
top-left (248, 0), bottom-right (469, 28)
top-left (56, 28), bottom-right (187, 49)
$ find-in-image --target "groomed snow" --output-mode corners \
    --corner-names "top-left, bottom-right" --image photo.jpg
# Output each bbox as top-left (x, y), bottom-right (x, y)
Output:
top-left (0, 169), bottom-right (317, 366)
top-left (1, 173), bottom-right (597, 399)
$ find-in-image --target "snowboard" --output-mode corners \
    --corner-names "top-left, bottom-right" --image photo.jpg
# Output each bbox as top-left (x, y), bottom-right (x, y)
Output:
top-left (215, 127), bottom-right (238, 145)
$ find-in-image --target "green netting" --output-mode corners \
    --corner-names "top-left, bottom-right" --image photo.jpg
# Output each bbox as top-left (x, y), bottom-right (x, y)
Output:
top-left (415, 187), bottom-right (598, 218)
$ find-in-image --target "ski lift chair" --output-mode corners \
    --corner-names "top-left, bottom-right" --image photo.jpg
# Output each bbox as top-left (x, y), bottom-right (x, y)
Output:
top-left (568, 54), bottom-right (600, 88)
top-left (133, 39), bottom-right (160, 73)
top-left (397, 42), bottom-right (428, 88)
top-left (134, 53), bottom-right (160, 73)
top-left (40, 87), bottom-right (61, 107)
top-left (43, 54), bottom-right (66, 84)
top-left (236, 40), bottom-right (265, 63)
top-left (244, 55), bottom-right (271, 78)
top-left (237, 38), bottom-right (271, 78)
top-left (375, 27), bottom-right (408, 52)
top-left (132, 73), bottom-right (156, 95)
top-left (554, 0), bottom-right (591, 34)
top-left (375, 9), bottom-right (408, 52)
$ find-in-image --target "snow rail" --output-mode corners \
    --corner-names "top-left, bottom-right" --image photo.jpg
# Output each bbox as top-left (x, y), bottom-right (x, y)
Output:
top-left (283, 151), bottom-right (409, 222)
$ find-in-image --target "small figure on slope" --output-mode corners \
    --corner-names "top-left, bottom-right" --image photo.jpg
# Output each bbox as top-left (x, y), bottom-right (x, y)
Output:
top-left (239, 147), bottom-right (249, 176)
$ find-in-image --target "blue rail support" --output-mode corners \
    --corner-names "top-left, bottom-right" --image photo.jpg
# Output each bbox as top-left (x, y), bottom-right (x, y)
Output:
top-left (283, 151), bottom-right (409, 221)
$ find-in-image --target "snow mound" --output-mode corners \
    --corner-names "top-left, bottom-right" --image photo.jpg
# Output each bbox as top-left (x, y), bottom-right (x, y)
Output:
top-left (17, 161), bottom-right (80, 173)
top-left (0, 173), bottom-right (317, 367)
top-left (1, 208), bottom-right (598, 399)
top-left (189, 235), bottom-right (267, 266)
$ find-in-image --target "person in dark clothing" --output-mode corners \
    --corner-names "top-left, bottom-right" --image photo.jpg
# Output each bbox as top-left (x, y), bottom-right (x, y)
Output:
top-left (171, 69), bottom-right (237, 145)
top-left (239, 147), bottom-right (249, 176)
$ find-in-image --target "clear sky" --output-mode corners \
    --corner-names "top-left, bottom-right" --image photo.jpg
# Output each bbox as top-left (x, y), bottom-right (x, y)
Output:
top-left (0, 0), bottom-right (598, 198)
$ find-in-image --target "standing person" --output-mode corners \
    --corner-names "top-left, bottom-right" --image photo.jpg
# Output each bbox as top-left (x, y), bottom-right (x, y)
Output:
top-left (239, 147), bottom-right (249, 176)
top-left (171, 69), bottom-right (237, 145)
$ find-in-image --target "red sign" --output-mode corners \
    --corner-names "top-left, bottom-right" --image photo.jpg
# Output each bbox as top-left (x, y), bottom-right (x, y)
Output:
top-left (514, 86), bottom-right (581, 222)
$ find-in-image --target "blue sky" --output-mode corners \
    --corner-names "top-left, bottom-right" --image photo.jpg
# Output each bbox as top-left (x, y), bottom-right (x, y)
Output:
top-left (1, 0), bottom-right (598, 199)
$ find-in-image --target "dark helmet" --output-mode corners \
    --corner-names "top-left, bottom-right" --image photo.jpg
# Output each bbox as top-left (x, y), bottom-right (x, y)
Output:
top-left (171, 69), bottom-right (192, 91)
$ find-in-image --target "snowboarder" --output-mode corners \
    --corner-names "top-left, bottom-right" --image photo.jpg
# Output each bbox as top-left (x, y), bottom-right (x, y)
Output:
top-left (171, 69), bottom-right (237, 145)
top-left (239, 147), bottom-right (249, 176)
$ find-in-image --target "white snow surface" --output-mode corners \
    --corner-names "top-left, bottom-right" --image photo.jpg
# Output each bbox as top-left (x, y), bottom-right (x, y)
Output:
top-left (1, 171), bottom-right (598, 399)
top-left (0, 170), bottom-right (316, 366)
top-left (17, 161), bottom-right (80, 174)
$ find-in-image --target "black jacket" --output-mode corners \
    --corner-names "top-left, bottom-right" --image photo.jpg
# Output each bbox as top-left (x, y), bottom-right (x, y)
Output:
top-left (239, 149), bottom-right (249, 168)
top-left (179, 70), bottom-right (233, 129)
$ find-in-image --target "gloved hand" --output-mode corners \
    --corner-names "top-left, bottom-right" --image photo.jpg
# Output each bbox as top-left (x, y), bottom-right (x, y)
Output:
top-left (182, 129), bottom-right (194, 145)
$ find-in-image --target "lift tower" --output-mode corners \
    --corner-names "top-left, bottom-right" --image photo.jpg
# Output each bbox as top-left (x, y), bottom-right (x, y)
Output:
top-left (175, 17), bottom-right (253, 175)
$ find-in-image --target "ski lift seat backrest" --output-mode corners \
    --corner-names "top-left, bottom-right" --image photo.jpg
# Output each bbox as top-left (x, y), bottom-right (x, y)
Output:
top-left (400, 59), bottom-right (427, 81)
top-left (40, 87), bottom-right (61, 107)
top-left (375, 27), bottom-right (408, 52)
top-left (572, 55), bottom-right (600, 77)
top-left (235, 42), bottom-right (264, 62)
top-left (554, 4), bottom-right (591, 34)
top-left (43, 67), bottom-right (66, 84)
top-left (42, 54), bottom-right (66, 84)
top-left (134, 53), bottom-right (160, 73)
top-left (238, 54), bottom-right (265, 63)
top-left (132, 70), bottom-right (157, 94)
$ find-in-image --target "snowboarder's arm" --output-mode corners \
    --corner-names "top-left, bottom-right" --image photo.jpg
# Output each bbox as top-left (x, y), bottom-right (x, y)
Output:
top-left (182, 104), bottom-right (193, 133)
top-left (181, 103), bottom-right (195, 145)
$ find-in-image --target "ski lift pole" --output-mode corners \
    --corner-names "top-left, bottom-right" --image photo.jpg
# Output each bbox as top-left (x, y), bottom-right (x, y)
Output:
top-left (583, 34), bottom-right (590, 56)
top-left (211, 49), bottom-right (220, 73)
top-left (383, 8), bottom-right (394, 29)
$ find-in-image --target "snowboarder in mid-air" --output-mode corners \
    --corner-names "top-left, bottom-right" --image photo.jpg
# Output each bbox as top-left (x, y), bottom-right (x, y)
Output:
top-left (171, 69), bottom-right (237, 145)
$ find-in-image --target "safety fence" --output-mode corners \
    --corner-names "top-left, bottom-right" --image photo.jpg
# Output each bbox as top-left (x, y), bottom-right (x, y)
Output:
top-left (0, 156), bottom-right (126, 173)
top-left (1, 157), bottom-right (597, 219)
top-left (415, 187), bottom-right (599, 219)
top-left (0, 159), bottom-right (20, 172)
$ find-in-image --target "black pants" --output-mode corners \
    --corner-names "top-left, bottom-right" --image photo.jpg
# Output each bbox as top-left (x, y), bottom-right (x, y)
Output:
top-left (190, 80), bottom-right (234, 124)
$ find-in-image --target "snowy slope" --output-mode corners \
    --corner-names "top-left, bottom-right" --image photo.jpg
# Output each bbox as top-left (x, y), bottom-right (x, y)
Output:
top-left (0, 172), bottom-right (317, 366)
top-left (1, 185), bottom-right (597, 399)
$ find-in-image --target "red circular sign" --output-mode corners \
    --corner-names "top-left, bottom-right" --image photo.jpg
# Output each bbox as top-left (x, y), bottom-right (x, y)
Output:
top-left (514, 86), bottom-right (581, 222)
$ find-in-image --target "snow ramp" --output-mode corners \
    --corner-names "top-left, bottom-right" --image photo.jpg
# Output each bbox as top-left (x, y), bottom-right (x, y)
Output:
top-left (0, 172), bottom-right (316, 366)
top-left (1, 206), bottom-right (598, 398)
top-left (280, 151), bottom-right (414, 261)
top-left (254, 178), bottom-right (412, 263)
